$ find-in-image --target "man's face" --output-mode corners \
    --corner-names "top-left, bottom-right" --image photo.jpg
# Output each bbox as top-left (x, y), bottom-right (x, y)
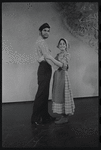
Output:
top-left (41, 28), bottom-right (50, 39)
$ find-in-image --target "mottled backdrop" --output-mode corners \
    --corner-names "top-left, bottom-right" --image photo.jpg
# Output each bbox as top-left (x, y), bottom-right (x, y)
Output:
top-left (2, 2), bottom-right (98, 103)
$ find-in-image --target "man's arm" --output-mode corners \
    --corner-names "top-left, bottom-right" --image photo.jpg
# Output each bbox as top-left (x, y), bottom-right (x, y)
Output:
top-left (38, 41), bottom-right (55, 66)
top-left (44, 53), bottom-right (63, 68)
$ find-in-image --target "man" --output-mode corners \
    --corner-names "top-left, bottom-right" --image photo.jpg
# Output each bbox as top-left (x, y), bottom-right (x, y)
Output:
top-left (31, 23), bottom-right (56, 127)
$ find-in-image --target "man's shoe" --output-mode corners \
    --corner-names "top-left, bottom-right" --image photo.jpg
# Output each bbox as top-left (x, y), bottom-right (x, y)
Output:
top-left (31, 120), bottom-right (41, 128)
top-left (49, 116), bottom-right (56, 121)
top-left (42, 116), bottom-right (56, 124)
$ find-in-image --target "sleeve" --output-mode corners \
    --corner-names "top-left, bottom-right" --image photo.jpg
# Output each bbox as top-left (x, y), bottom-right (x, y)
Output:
top-left (61, 54), bottom-right (70, 69)
top-left (54, 54), bottom-right (59, 60)
top-left (66, 53), bottom-right (71, 60)
top-left (63, 53), bottom-right (71, 63)
top-left (34, 43), bottom-right (39, 62)
top-left (35, 42), bottom-right (44, 62)
top-left (38, 41), bottom-right (49, 56)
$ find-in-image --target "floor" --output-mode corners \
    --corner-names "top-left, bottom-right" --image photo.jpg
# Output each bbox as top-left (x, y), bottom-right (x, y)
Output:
top-left (2, 97), bottom-right (99, 148)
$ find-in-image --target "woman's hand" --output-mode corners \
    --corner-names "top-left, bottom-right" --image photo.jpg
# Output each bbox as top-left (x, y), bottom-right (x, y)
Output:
top-left (67, 64), bottom-right (69, 69)
top-left (48, 49), bottom-right (51, 52)
top-left (63, 62), bottom-right (69, 70)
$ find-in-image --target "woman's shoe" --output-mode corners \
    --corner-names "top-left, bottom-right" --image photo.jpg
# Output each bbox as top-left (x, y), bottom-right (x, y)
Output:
top-left (49, 116), bottom-right (56, 121)
top-left (55, 116), bottom-right (68, 124)
top-left (55, 117), bottom-right (61, 121)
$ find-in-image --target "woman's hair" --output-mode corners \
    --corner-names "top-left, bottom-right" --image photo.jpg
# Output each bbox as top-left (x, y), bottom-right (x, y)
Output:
top-left (57, 38), bottom-right (70, 51)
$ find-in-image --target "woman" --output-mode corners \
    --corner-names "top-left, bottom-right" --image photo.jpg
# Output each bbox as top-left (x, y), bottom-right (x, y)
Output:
top-left (45, 38), bottom-right (75, 124)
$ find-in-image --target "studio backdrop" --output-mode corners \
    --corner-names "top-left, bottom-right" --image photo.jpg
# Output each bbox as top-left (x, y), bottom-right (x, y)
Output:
top-left (2, 2), bottom-right (98, 103)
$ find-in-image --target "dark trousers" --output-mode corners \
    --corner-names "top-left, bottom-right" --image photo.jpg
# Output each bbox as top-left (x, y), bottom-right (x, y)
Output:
top-left (31, 61), bottom-right (52, 123)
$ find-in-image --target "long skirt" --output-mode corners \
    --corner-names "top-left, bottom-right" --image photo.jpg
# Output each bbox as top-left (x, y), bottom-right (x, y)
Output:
top-left (52, 68), bottom-right (75, 115)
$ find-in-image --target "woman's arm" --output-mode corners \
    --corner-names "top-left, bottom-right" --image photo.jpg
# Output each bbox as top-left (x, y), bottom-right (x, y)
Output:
top-left (44, 54), bottom-right (63, 68)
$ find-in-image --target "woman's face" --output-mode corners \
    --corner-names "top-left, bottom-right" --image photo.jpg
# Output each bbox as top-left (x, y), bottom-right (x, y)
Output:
top-left (58, 40), bottom-right (67, 51)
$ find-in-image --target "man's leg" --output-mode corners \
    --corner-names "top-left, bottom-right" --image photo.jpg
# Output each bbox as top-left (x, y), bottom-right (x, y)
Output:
top-left (40, 80), bottom-right (56, 123)
top-left (31, 62), bottom-right (55, 125)
top-left (40, 82), bottom-right (50, 121)
top-left (31, 78), bottom-right (48, 124)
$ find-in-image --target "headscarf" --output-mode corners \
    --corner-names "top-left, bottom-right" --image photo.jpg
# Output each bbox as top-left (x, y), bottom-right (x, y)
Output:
top-left (57, 38), bottom-right (71, 61)
top-left (57, 38), bottom-right (70, 52)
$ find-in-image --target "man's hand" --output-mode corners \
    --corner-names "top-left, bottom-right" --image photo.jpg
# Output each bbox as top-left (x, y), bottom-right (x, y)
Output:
top-left (38, 56), bottom-right (44, 62)
top-left (44, 53), bottom-right (52, 60)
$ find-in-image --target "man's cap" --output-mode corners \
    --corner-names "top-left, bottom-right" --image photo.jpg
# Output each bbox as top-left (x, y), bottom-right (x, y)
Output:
top-left (39, 23), bottom-right (50, 31)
